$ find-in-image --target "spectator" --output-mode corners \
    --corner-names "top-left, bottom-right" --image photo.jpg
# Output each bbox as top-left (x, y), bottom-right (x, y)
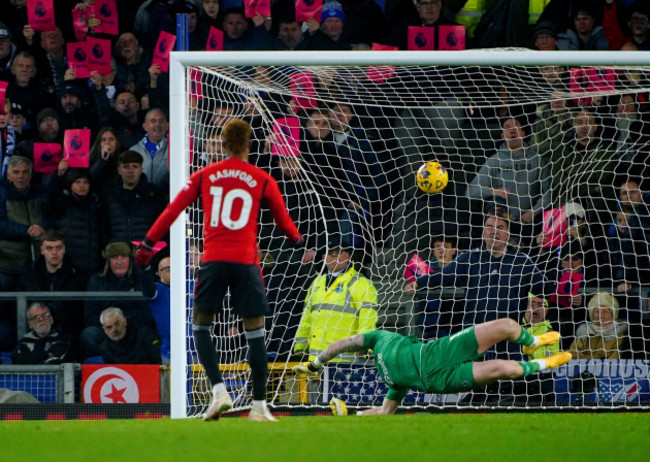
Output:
top-left (4, 1), bottom-right (29, 50)
top-left (305, 1), bottom-right (354, 50)
top-left (385, 0), bottom-right (460, 50)
top-left (533, 90), bottom-right (573, 158)
top-left (101, 150), bottom-right (167, 243)
top-left (221, 7), bottom-right (273, 51)
top-left (0, 99), bottom-right (17, 174)
top-left (16, 229), bottom-right (86, 345)
top-left (57, 83), bottom-right (99, 136)
top-left (569, 292), bottom-right (628, 359)
top-left (196, 0), bottom-right (222, 46)
top-left (467, 117), bottom-right (552, 226)
top-left (11, 302), bottom-right (71, 365)
top-left (134, 0), bottom-right (193, 55)
top-left (6, 50), bottom-right (55, 128)
top-left (95, 89), bottom-right (145, 149)
top-left (610, 93), bottom-right (649, 160)
top-left (47, 168), bottom-right (106, 278)
top-left (98, 307), bottom-right (161, 364)
top-left (557, 4), bottom-right (609, 50)
top-left (9, 102), bottom-right (31, 144)
top-left (274, 18), bottom-right (307, 50)
top-left (25, 27), bottom-right (68, 97)
top-left (533, 20), bottom-right (559, 50)
top-left (113, 33), bottom-right (151, 99)
top-left (294, 234), bottom-right (378, 361)
top-left (0, 156), bottom-right (49, 290)
top-left (0, 22), bottom-right (17, 80)
top-left (148, 255), bottom-right (170, 365)
top-left (408, 235), bottom-right (458, 340)
top-left (81, 241), bottom-right (156, 359)
top-left (129, 108), bottom-right (169, 194)
top-left (88, 127), bottom-right (123, 192)
top-left (14, 108), bottom-right (62, 184)
top-left (603, 0), bottom-right (650, 50)
top-left (519, 292), bottom-right (559, 402)
top-left (405, 215), bottom-right (552, 360)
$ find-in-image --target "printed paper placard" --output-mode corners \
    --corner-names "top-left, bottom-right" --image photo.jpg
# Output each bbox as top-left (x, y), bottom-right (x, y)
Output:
top-left (438, 25), bottom-right (465, 50)
top-left (290, 72), bottom-right (318, 111)
top-left (33, 143), bottom-right (62, 174)
top-left (408, 26), bottom-right (435, 50)
top-left (27, 0), bottom-right (56, 32)
top-left (367, 43), bottom-right (398, 83)
top-left (63, 129), bottom-right (91, 167)
top-left (295, 0), bottom-right (323, 22)
top-left (67, 42), bottom-right (91, 79)
top-left (89, 0), bottom-right (119, 36)
top-left (271, 117), bottom-right (301, 157)
top-left (151, 31), bottom-right (177, 73)
top-left (206, 27), bottom-right (224, 51)
top-left (86, 36), bottom-right (112, 75)
top-left (404, 253), bottom-right (434, 282)
top-left (244, 0), bottom-right (271, 18)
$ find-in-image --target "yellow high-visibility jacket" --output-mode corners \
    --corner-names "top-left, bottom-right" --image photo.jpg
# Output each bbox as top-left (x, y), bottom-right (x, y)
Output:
top-left (455, 0), bottom-right (488, 38)
top-left (528, 0), bottom-right (552, 25)
top-left (294, 266), bottom-right (378, 362)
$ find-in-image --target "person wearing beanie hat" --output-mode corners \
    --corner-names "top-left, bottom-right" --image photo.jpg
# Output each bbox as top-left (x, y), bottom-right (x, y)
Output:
top-left (0, 21), bottom-right (16, 78)
top-left (305, 1), bottom-right (353, 50)
top-left (36, 107), bottom-right (60, 129)
top-left (533, 21), bottom-right (559, 50)
top-left (80, 239), bottom-right (157, 360)
top-left (58, 83), bottom-right (99, 135)
top-left (569, 291), bottom-right (628, 359)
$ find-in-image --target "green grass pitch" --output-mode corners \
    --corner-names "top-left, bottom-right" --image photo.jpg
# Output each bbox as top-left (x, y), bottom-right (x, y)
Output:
top-left (1, 413), bottom-right (647, 461)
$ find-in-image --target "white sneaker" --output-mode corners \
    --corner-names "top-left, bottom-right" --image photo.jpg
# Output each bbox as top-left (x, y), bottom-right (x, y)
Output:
top-left (248, 406), bottom-right (279, 422)
top-left (203, 385), bottom-right (233, 421)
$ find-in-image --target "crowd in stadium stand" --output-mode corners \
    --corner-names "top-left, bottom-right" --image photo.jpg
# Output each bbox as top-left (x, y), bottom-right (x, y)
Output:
top-left (0, 0), bottom-right (649, 370)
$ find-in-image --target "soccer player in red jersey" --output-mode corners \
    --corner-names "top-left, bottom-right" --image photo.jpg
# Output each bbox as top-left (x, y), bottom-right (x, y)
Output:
top-left (136, 119), bottom-right (303, 422)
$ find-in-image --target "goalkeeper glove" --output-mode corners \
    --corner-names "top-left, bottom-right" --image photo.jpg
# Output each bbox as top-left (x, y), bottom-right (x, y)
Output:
top-left (292, 235), bottom-right (305, 248)
top-left (135, 237), bottom-right (155, 267)
top-left (291, 362), bottom-right (320, 376)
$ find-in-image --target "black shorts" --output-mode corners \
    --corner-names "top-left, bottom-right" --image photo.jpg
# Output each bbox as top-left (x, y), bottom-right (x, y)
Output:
top-left (194, 262), bottom-right (269, 319)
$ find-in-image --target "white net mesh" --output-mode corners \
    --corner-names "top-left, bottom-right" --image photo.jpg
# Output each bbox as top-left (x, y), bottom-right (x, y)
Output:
top-left (179, 57), bottom-right (650, 415)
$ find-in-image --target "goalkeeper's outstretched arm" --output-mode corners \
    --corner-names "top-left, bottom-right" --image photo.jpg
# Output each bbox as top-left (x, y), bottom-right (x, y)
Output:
top-left (292, 334), bottom-right (366, 374)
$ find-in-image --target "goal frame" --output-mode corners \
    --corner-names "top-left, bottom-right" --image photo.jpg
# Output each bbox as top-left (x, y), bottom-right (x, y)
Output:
top-left (169, 50), bottom-right (650, 418)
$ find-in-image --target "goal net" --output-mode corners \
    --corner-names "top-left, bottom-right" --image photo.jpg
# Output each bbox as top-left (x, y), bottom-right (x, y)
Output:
top-left (169, 51), bottom-right (650, 417)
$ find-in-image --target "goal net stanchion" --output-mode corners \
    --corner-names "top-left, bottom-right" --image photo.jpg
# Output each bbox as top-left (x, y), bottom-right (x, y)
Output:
top-left (170, 51), bottom-right (650, 418)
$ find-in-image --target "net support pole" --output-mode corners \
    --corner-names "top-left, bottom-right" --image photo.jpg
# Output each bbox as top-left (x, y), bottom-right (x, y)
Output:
top-left (169, 51), bottom-right (189, 419)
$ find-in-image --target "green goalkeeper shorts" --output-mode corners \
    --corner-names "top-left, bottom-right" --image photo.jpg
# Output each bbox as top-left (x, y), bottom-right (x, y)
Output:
top-left (421, 326), bottom-right (481, 394)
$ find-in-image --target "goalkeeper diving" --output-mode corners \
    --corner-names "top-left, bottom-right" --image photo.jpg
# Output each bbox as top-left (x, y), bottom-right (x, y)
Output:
top-left (293, 318), bottom-right (571, 415)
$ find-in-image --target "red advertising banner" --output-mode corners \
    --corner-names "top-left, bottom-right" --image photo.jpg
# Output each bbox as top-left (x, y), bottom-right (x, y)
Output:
top-left (408, 26), bottom-right (435, 50)
top-left (367, 43), bottom-right (398, 83)
top-left (33, 143), bottom-right (62, 175)
top-left (86, 36), bottom-right (112, 75)
top-left (67, 42), bottom-right (91, 79)
top-left (151, 31), bottom-right (176, 73)
top-left (244, 0), bottom-right (271, 18)
top-left (206, 26), bottom-right (224, 51)
top-left (82, 365), bottom-right (160, 403)
top-left (290, 71), bottom-right (318, 111)
top-left (89, 0), bottom-right (119, 36)
top-left (27, 0), bottom-right (56, 32)
top-left (295, 0), bottom-right (323, 22)
top-left (271, 117), bottom-right (301, 157)
top-left (438, 25), bottom-right (465, 50)
top-left (63, 129), bottom-right (91, 167)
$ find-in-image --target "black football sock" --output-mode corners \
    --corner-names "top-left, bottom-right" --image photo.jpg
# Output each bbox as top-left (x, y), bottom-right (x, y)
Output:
top-left (193, 324), bottom-right (223, 386)
top-left (245, 327), bottom-right (268, 401)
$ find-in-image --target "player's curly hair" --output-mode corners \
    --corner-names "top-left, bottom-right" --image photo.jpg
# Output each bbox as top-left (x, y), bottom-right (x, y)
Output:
top-left (222, 119), bottom-right (251, 156)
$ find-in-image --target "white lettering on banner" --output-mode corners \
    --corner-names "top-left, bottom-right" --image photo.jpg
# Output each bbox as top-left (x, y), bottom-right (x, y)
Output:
top-left (554, 360), bottom-right (649, 380)
top-left (83, 367), bottom-right (140, 403)
top-left (208, 169), bottom-right (257, 188)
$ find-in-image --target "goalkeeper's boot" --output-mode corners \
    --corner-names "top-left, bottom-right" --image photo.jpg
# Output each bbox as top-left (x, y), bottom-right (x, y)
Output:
top-left (203, 385), bottom-right (233, 421)
top-left (543, 352), bottom-right (572, 370)
top-left (248, 404), bottom-right (279, 422)
top-left (330, 398), bottom-right (348, 416)
top-left (522, 331), bottom-right (561, 356)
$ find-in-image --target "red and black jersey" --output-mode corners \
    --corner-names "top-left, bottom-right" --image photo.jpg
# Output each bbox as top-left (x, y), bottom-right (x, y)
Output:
top-left (146, 157), bottom-right (301, 264)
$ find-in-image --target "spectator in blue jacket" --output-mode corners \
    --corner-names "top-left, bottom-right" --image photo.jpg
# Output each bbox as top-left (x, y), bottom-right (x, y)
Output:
top-left (405, 215), bottom-right (553, 360)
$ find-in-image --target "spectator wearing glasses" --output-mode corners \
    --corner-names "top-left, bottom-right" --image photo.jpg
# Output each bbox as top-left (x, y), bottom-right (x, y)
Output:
top-left (385, 0), bottom-right (460, 50)
top-left (12, 302), bottom-right (71, 365)
top-left (603, 1), bottom-right (650, 50)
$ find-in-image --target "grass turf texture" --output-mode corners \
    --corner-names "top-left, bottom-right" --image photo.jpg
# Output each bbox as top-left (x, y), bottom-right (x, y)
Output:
top-left (1, 413), bottom-right (646, 461)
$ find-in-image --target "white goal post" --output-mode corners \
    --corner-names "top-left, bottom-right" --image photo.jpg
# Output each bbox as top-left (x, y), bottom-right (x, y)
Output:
top-left (169, 51), bottom-right (650, 418)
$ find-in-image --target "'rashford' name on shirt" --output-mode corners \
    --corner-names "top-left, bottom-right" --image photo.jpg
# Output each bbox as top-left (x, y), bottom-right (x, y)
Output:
top-left (209, 169), bottom-right (258, 188)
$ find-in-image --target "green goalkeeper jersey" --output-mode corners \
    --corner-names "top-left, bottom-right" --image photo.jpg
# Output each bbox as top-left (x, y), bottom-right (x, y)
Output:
top-left (362, 328), bottom-right (480, 403)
